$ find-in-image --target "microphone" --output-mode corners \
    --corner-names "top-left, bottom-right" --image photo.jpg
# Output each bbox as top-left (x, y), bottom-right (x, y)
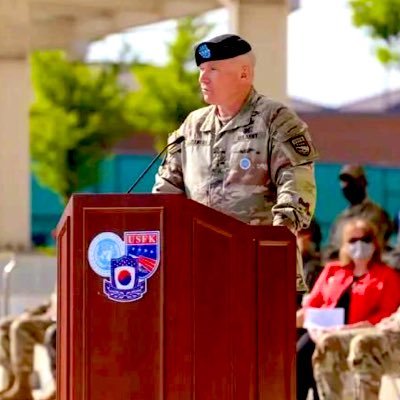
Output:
top-left (126, 135), bottom-right (185, 194)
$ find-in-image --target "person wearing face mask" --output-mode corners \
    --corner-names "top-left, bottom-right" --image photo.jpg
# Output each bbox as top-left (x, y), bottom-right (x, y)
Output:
top-left (323, 165), bottom-right (393, 262)
top-left (295, 217), bottom-right (400, 400)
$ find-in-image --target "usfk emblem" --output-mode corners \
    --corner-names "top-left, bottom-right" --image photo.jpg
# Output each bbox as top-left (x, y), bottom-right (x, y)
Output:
top-left (88, 231), bottom-right (160, 302)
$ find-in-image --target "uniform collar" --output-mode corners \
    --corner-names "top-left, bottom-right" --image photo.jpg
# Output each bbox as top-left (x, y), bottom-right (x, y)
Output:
top-left (200, 87), bottom-right (260, 133)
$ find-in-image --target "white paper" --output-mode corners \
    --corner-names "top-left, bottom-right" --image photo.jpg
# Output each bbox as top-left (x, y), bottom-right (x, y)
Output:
top-left (304, 307), bottom-right (345, 330)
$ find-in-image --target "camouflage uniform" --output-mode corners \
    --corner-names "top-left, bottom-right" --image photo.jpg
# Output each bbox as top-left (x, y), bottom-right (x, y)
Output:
top-left (0, 306), bottom-right (53, 378)
top-left (313, 309), bottom-right (400, 400)
top-left (0, 290), bottom-right (56, 400)
top-left (324, 198), bottom-right (393, 261)
top-left (386, 243), bottom-right (400, 270)
top-left (153, 89), bottom-right (319, 290)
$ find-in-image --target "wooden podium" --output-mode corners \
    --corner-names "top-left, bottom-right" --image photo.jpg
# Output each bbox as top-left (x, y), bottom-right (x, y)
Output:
top-left (57, 194), bottom-right (296, 400)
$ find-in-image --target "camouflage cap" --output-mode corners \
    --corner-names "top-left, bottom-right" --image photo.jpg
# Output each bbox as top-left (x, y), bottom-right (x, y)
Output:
top-left (194, 34), bottom-right (252, 66)
top-left (339, 164), bottom-right (366, 180)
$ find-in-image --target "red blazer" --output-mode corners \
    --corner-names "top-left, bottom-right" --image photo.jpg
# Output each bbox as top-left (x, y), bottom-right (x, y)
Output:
top-left (304, 261), bottom-right (400, 325)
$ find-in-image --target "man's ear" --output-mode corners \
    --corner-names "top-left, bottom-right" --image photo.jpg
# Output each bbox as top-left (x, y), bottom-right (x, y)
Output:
top-left (240, 65), bottom-right (250, 79)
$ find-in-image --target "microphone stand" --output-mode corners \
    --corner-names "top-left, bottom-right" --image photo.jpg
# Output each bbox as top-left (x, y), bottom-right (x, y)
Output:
top-left (126, 136), bottom-right (184, 194)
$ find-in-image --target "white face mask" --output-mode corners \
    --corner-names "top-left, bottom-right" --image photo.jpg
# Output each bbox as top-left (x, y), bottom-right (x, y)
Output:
top-left (348, 240), bottom-right (375, 261)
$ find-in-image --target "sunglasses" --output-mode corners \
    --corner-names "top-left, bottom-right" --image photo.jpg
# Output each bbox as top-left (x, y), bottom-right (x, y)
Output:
top-left (348, 236), bottom-right (373, 244)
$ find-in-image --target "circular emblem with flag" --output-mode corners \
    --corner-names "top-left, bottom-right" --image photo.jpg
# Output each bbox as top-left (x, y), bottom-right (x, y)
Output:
top-left (87, 230), bottom-right (161, 303)
top-left (117, 269), bottom-right (133, 286)
top-left (111, 255), bottom-right (138, 290)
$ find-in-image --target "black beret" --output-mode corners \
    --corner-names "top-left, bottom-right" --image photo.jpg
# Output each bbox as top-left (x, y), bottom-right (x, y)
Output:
top-left (194, 34), bottom-right (252, 66)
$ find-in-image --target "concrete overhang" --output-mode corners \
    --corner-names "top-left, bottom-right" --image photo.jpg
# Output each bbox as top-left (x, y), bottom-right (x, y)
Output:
top-left (0, 0), bottom-right (296, 58)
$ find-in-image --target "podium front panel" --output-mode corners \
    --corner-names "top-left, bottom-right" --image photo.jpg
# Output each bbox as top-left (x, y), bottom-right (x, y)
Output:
top-left (57, 194), bottom-right (296, 400)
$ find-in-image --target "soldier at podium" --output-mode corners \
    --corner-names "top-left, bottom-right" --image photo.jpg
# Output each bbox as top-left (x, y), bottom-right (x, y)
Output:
top-left (153, 33), bottom-right (319, 292)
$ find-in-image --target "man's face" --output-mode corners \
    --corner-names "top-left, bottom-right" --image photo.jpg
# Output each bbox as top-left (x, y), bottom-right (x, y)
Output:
top-left (198, 59), bottom-right (244, 105)
top-left (340, 176), bottom-right (366, 205)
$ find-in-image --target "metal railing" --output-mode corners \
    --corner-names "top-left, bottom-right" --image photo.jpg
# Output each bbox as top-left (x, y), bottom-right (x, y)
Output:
top-left (0, 252), bottom-right (16, 318)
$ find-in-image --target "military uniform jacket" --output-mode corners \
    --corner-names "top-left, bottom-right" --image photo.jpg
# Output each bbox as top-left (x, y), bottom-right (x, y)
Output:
top-left (378, 305), bottom-right (400, 332)
top-left (153, 88), bottom-right (318, 233)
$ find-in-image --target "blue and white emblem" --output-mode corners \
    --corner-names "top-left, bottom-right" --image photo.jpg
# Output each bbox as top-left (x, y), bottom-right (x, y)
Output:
top-left (88, 231), bottom-right (160, 303)
top-left (239, 157), bottom-right (251, 170)
top-left (198, 44), bottom-right (211, 59)
top-left (88, 232), bottom-right (124, 277)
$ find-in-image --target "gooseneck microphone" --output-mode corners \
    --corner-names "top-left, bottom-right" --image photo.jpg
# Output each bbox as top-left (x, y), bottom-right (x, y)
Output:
top-left (126, 136), bottom-right (185, 194)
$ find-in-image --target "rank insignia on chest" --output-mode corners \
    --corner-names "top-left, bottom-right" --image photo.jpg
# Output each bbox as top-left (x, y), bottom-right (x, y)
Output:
top-left (289, 135), bottom-right (311, 156)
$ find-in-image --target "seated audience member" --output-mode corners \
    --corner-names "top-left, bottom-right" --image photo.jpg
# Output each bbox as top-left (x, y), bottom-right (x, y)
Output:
top-left (45, 324), bottom-right (56, 385)
top-left (313, 305), bottom-right (400, 400)
top-left (386, 210), bottom-right (400, 270)
top-left (0, 288), bottom-right (56, 400)
top-left (387, 243), bottom-right (400, 270)
top-left (35, 324), bottom-right (56, 400)
top-left (296, 220), bottom-right (323, 339)
top-left (296, 217), bottom-right (400, 400)
top-left (323, 165), bottom-right (393, 261)
top-left (298, 218), bottom-right (323, 291)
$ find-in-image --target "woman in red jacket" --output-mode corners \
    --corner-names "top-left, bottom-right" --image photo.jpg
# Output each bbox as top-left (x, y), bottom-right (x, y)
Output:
top-left (296, 217), bottom-right (400, 400)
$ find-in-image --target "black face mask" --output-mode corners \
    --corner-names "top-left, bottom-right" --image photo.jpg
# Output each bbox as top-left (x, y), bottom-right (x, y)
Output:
top-left (342, 182), bottom-right (366, 205)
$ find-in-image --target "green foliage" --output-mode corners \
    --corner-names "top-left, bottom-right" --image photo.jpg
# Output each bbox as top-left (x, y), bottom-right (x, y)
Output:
top-left (30, 17), bottom-right (211, 203)
top-left (376, 46), bottom-right (400, 64)
top-left (30, 51), bottom-right (134, 203)
top-left (350, 0), bottom-right (400, 66)
top-left (126, 17), bottom-right (211, 150)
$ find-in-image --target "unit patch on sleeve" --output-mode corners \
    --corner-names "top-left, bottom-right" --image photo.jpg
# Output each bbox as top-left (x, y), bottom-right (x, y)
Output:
top-left (289, 135), bottom-right (311, 156)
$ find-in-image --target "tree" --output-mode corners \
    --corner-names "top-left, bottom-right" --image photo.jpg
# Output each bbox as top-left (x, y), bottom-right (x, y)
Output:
top-left (126, 17), bottom-right (212, 150)
top-left (30, 17), bottom-right (211, 203)
top-left (350, 0), bottom-right (400, 66)
top-left (30, 51), bottom-right (134, 204)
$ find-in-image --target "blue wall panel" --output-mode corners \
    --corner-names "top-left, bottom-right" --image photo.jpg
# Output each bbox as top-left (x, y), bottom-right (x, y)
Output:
top-left (314, 163), bottom-right (400, 246)
top-left (31, 158), bottom-right (400, 247)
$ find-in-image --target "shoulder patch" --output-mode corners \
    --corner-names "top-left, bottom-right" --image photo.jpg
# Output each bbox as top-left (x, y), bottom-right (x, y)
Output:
top-left (289, 135), bottom-right (311, 156)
